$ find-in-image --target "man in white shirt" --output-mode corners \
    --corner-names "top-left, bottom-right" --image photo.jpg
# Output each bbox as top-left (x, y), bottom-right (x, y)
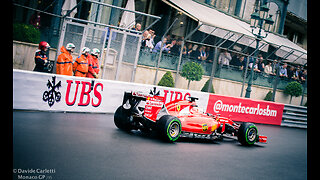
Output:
top-left (218, 49), bottom-right (232, 66)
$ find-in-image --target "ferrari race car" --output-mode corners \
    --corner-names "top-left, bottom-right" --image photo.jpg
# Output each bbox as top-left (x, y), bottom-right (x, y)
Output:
top-left (114, 91), bottom-right (267, 145)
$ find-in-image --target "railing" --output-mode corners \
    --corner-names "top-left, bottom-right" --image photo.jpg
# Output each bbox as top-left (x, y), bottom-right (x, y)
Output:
top-left (281, 104), bottom-right (307, 128)
top-left (137, 50), bottom-right (307, 93)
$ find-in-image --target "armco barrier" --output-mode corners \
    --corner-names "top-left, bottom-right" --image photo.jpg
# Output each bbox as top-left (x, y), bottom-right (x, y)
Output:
top-left (13, 69), bottom-right (287, 126)
top-left (281, 104), bottom-right (307, 128)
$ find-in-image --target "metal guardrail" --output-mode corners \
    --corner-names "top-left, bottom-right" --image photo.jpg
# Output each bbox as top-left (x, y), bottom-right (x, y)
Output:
top-left (281, 104), bottom-right (307, 128)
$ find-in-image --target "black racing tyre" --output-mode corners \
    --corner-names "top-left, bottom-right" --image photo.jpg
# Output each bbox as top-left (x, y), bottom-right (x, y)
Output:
top-left (157, 115), bottom-right (182, 142)
top-left (237, 122), bottom-right (258, 146)
top-left (114, 106), bottom-right (133, 131)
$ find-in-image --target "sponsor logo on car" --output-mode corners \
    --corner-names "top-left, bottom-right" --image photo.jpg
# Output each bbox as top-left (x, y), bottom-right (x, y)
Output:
top-left (202, 123), bottom-right (208, 132)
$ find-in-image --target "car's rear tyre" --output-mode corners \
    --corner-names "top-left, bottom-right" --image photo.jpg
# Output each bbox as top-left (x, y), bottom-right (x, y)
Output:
top-left (157, 115), bottom-right (182, 142)
top-left (114, 106), bottom-right (133, 131)
top-left (237, 122), bottom-right (258, 146)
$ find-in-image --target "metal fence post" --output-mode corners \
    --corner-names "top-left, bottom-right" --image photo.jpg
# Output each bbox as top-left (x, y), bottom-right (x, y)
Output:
top-left (174, 23), bottom-right (203, 87)
top-left (153, 18), bottom-right (178, 85)
top-left (131, 35), bottom-right (142, 82)
top-left (53, 17), bottom-right (67, 74)
top-left (207, 46), bottom-right (219, 92)
top-left (240, 55), bottom-right (250, 97)
top-left (101, 29), bottom-right (113, 79)
top-left (115, 31), bottom-right (128, 80)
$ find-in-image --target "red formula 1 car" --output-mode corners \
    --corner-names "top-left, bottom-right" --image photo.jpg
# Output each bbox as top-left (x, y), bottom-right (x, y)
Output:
top-left (114, 91), bottom-right (267, 145)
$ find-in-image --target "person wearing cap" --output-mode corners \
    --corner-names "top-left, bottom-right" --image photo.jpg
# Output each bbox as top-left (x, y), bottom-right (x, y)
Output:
top-left (56, 43), bottom-right (75, 76)
top-left (34, 41), bottom-right (50, 72)
top-left (73, 47), bottom-right (90, 77)
top-left (86, 48), bottom-right (100, 79)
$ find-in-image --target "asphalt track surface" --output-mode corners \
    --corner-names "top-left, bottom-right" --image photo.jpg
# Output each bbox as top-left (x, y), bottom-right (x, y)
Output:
top-left (13, 111), bottom-right (307, 180)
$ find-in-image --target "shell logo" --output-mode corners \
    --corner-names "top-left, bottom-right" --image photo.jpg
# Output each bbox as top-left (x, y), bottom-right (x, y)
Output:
top-left (202, 123), bottom-right (208, 132)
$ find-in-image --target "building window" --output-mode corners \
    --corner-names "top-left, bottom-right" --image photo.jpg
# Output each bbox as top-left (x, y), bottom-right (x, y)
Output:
top-left (210, 0), bottom-right (238, 15)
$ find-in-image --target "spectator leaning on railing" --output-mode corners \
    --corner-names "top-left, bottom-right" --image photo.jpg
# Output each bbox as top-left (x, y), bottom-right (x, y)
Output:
top-left (218, 49), bottom-right (232, 67)
top-left (279, 63), bottom-right (288, 78)
top-left (257, 54), bottom-right (265, 72)
top-left (170, 38), bottom-right (182, 55)
top-left (136, 32), bottom-right (307, 88)
top-left (152, 37), bottom-right (172, 53)
top-left (264, 61), bottom-right (274, 75)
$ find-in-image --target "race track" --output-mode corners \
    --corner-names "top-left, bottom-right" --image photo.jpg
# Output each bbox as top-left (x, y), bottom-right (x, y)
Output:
top-left (13, 111), bottom-right (307, 180)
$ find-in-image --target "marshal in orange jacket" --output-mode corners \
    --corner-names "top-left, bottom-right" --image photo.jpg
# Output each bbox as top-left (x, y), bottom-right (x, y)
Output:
top-left (56, 46), bottom-right (73, 76)
top-left (86, 54), bottom-right (100, 78)
top-left (73, 54), bottom-right (89, 77)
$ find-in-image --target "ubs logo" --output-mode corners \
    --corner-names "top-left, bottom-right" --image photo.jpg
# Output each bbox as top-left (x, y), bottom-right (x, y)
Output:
top-left (43, 76), bottom-right (61, 107)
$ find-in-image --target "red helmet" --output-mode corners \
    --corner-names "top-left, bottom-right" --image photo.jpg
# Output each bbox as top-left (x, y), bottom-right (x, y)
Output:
top-left (39, 41), bottom-right (50, 51)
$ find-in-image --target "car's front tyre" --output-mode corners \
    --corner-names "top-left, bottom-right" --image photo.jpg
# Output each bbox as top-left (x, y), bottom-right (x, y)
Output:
top-left (237, 122), bottom-right (258, 146)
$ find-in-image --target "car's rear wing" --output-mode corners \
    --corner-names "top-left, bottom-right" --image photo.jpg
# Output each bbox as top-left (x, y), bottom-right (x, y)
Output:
top-left (122, 91), bottom-right (165, 122)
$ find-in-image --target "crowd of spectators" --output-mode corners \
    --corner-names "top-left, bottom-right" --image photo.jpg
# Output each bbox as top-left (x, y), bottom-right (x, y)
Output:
top-left (137, 23), bottom-right (307, 85)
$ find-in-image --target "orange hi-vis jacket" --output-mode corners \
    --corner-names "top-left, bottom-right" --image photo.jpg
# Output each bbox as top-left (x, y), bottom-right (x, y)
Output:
top-left (73, 54), bottom-right (89, 77)
top-left (86, 54), bottom-right (100, 78)
top-left (56, 46), bottom-right (73, 76)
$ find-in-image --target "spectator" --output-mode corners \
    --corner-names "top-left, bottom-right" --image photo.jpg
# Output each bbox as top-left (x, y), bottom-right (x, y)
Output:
top-left (279, 63), bottom-right (288, 78)
top-left (152, 38), bottom-right (171, 53)
top-left (218, 49), bottom-right (232, 66)
top-left (168, 39), bottom-right (176, 54)
top-left (132, 23), bottom-right (141, 31)
top-left (230, 53), bottom-right (241, 67)
top-left (295, 66), bottom-right (301, 80)
top-left (34, 41), bottom-right (50, 73)
top-left (190, 44), bottom-right (199, 59)
top-left (141, 30), bottom-right (150, 49)
top-left (264, 61), bottom-right (274, 75)
top-left (298, 66), bottom-right (304, 80)
top-left (182, 44), bottom-right (187, 56)
top-left (87, 48), bottom-right (100, 79)
top-left (56, 43), bottom-right (75, 76)
top-left (29, 12), bottom-right (41, 29)
top-left (300, 69), bottom-right (307, 82)
top-left (257, 54), bottom-right (265, 72)
top-left (197, 46), bottom-right (207, 61)
top-left (146, 29), bottom-right (156, 49)
top-left (73, 47), bottom-right (90, 77)
top-left (165, 34), bottom-right (171, 44)
top-left (205, 46), bottom-right (213, 63)
top-left (249, 59), bottom-right (260, 72)
top-left (272, 60), bottom-right (279, 75)
top-left (232, 55), bottom-right (242, 68)
top-left (170, 38), bottom-right (182, 55)
top-left (186, 43), bottom-right (194, 57)
top-left (287, 66), bottom-right (298, 80)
